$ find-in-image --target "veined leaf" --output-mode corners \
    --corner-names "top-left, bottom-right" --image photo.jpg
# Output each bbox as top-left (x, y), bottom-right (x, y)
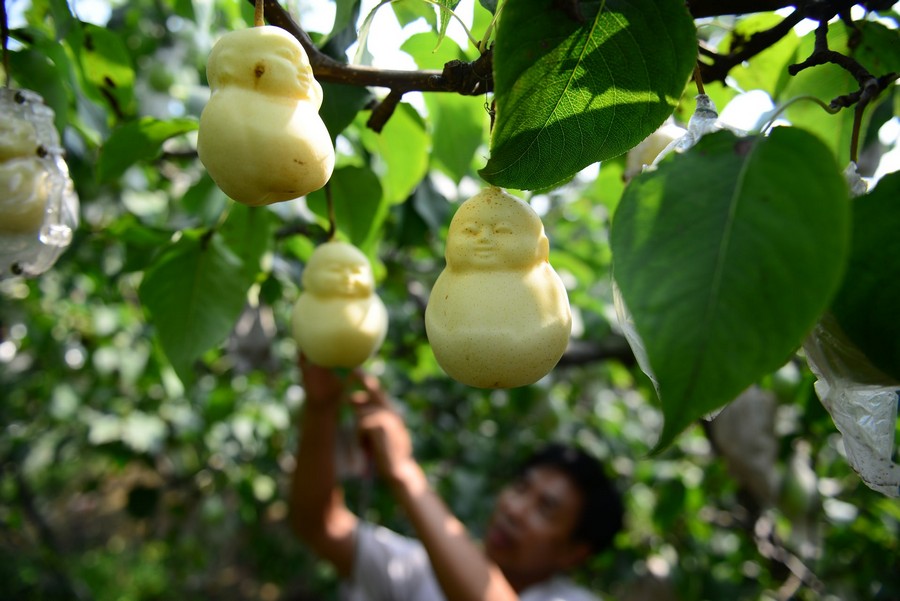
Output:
top-left (831, 171), bottom-right (900, 381)
top-left (98, 116), bottom-right (199, 183)
top-left (139, 231), bottom-right (253, 384)
top-left (306, 165), bottom-right (386, 253)
top-left (435, 0), bottom-right (461, 49)
top-left (481, 0), bottom-right (697, 190)
top-left (611, 128), bottom-right (850, 451)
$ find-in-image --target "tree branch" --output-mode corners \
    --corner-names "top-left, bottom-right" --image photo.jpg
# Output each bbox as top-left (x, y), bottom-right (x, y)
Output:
top-left (698, 8), bottom-right (805, 84)
top-left (256, 0), bottom-right (492, 130)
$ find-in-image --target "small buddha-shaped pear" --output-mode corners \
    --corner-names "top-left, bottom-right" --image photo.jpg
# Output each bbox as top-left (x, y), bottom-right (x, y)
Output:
top-left (425, 187), bottom-right (572, 388)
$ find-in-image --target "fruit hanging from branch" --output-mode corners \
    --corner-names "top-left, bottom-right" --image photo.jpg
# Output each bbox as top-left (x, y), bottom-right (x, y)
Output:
top-left (425, 187), bottom-right (572, 389)
top-left (291, 241), bottom-right (389, 368)
top-left (0, 88), bottom-right (79, 279)
top-left (197, 25), bottom-right (335, 206)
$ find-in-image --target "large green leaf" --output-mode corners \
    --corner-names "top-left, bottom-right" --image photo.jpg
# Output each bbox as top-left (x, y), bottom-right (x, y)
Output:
top-left (306, 165), bottom-right (386, 252)
top-left (139, 231), bottom-right (253, 383)
top-left (480, 0), bottom-right (697, 190)
top-left (98, 117), bottom-right (199, 183)
top-left (779, 21), bottom-right (900, 165)
top-left (831, 171), bottom-right (900, 381)
top-left (360, 103), bottom-right (430, 204)
top-left (610, 128), bottom-right (850, 450)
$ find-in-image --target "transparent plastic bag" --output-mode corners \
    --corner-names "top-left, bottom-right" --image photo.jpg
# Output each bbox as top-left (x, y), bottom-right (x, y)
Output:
top-left (803, 314), bottom-right (900, 497)
top-left (0, 88), bottom-right (79, 279)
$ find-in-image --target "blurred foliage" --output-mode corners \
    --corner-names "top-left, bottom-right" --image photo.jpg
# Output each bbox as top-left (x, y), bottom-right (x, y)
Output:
top-left (1, 0), bottom-right (899, 600)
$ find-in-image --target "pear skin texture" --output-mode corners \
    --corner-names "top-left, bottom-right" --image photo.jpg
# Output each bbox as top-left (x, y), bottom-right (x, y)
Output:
top-left (0, 114), bottom-right (39, 162)
top-left (0, 158), bottom-right (49, 234)
top-left (292, 241), bottom-right (389, 368)
top-left (425, 187), bottom-right (572, 388)
top-left (197, 26), bottom-right (335, 206)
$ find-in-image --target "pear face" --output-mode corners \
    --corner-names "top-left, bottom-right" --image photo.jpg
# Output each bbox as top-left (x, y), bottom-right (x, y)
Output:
top-left (425, 187), bottom-right (572, 388)
top-left (292, 241), bottom-right (389, 368)
top-left (197, 26), bottom-right (335, 206)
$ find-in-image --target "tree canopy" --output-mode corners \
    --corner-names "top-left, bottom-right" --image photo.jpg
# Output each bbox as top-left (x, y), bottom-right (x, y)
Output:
top-left (1, 0), bottom-right (899, 599)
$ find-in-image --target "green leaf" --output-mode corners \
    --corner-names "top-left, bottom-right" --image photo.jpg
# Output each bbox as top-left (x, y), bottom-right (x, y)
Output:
top-left (73, 23), bottom-right (137, 116)
top-left (779, 21), bottom-right (900, 165)
top-left (320, 82), bottom-right (374, 139)
top-left (139, 232), bottom-right (252, 383)
top-left (480, 0), bottom-right (697, 190)
top-left (306, 165), bottom-right (386, 252)
top-left (435, 0), bottom-right (461, 49)
top-left (401, 31), bottom-right (467, 69)
top-left (98, 117), bottom-right (199, 183)
top-left (219, 204), bottom-right (273, 283)
top-left (360, 103), bottom-right (430, 204)
top-left (610, 128), bottom-right (850, 451)
top-left (831, 171), bottom-right (900, 381)
top-left (428, 94), bottom-right (488, 182)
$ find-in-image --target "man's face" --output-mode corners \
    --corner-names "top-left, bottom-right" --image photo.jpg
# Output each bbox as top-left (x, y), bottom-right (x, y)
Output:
top-left (483, 465), bottom-right (589, 587)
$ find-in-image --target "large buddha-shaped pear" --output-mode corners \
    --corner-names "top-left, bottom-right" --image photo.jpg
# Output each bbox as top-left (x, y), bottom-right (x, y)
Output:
top-left (292, 241), bottom-right (389, 368)
top-left (197, 26), bottom-right (335, 206)
top-left (425, 187), bottom-right (572, 388)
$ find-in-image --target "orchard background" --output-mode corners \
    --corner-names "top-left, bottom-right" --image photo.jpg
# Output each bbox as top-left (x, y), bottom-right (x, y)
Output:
top-left (1, 0), bottom-right (899, 599)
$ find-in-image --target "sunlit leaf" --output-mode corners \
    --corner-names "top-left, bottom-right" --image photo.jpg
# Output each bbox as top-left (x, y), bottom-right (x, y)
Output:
top-left (98, 116), bottom-right (199, 182)
top-left (611, 128), bottom-right (850, 450)
top-left (360, 103), bottom-right (430, 204)
top-left (72, 23), bottom-right (137, 116)
top-left (831, 171), bottom-right (900, 381)
top-left (481, 0), bottom-right (697, 190)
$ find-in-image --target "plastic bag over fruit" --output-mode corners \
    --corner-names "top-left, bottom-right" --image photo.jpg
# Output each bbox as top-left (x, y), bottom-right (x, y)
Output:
top-left (801, 165), bottom-right (899, 498)
top-left (803, 315), bottom-right (899, 497)
top-left (0, 88), bottom-right (79, 279)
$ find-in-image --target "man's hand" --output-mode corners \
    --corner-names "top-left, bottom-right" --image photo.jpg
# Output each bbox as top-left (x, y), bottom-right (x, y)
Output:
top-left (298, 353), bottom-right (350, 407)
top-left (350, 372), bottom-right (419, 490)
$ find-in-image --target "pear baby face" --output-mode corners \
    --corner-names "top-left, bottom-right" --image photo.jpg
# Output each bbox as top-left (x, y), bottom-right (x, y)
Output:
top-left (446, 188), bottom-right (549, 272)
top-left (302, 243), bottom-right (375, 299)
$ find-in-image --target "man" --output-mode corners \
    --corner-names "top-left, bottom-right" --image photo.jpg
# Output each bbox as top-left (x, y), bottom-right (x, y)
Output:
top-left (290, 356), bottom-right (624, 601)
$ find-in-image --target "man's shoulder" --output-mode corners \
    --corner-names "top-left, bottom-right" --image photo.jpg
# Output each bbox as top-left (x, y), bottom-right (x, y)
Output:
top-left (520, 575), bottom-right (604, 601)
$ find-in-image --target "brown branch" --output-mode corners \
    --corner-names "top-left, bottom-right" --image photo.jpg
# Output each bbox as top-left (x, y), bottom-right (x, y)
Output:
top-left (698, 8), bottom-right (805, 84)
top-left (687, 0), bottom-right (798, 18)
top-left (256, 0), bottom-right (492, 129)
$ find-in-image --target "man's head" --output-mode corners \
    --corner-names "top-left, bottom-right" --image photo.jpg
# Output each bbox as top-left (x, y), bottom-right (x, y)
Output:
top-left (483, 443), bottom-right (624, 590)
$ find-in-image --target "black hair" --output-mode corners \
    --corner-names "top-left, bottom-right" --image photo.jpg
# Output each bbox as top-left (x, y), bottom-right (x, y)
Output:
top-left (516, 443), bottom-right (624, 554)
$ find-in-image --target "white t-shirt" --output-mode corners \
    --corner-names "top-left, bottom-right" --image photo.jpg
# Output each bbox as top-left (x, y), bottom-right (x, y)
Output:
top-left (340, 523), bottom-right (603, 601)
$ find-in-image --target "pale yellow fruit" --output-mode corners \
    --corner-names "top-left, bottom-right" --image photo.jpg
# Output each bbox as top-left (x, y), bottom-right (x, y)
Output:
top-left (623, 122), bottom-right (686, 181)
top-left (197, 26), bottom-right (335, 206)
top-left (0, 158), bottom-right (49, 234)
top-left (292, 241), bottom-right (389, 368)
top-left (425, 187), bottom-right (572, 388)
top-left (0, 114), bottom-right (39, 162)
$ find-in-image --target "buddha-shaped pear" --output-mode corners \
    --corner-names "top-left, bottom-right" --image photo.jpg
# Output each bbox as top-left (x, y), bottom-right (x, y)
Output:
top-left (197, 26), bottom-right (335, 206)
top-left (0, 88), bottom-right (79, 279)
top-left (425, 187), bottom-right (572, 388)
top-left (292, 241), bottom-right (389, 368)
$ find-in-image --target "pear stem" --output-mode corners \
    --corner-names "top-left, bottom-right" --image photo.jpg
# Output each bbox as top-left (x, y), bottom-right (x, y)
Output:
top-left (254, 0), bottom-right (265, 27)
